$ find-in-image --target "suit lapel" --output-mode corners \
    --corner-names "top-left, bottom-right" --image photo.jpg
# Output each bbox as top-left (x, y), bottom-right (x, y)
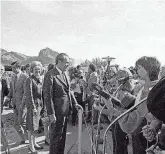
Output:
top-left (64, 72), bottom-right (70, 87)
top-left (55, 68), bottom-right (68, 88)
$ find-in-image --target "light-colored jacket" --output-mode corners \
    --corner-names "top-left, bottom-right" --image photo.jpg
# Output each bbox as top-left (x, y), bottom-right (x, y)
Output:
top-left (8, 73), bottom-right (28, 109)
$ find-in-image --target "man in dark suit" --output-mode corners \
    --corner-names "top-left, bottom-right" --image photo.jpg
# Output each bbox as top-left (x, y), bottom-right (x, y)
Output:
top-left (1, 65), bottom-right (9, 109)
top-left (43, 53), bottom-right (81, 154)
top-left (5, 61), bottom-right (28, 144)
top-left (1, 65), bottom-right (10, 154)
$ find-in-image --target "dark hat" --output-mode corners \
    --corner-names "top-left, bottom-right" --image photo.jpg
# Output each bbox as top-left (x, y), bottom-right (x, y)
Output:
top-left (11, 61), bottom-right (21, 68)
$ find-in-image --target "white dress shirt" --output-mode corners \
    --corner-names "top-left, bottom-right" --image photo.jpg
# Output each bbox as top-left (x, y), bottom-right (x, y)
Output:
top-left (56, 66), bottom-right (63, 74)
top-left (16, 70), bottom-right (22, 81)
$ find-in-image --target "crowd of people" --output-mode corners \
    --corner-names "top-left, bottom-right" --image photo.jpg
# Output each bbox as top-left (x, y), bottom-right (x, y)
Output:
top-left (1, 53), bottom-right (165, 154)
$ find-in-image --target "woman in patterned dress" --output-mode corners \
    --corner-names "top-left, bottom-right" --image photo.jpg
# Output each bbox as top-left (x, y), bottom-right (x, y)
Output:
top-left (25, 61), bottom-right (44, 153)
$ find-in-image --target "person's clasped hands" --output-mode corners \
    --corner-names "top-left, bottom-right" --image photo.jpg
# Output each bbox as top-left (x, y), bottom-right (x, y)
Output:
top-left (142, 125), bottom-right (156, 142)
top-left (49, 114), bottom-right (56, 124)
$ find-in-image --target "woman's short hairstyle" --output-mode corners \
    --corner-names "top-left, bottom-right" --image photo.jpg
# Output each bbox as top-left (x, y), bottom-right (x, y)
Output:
top-left (89, 63), bottom-right (96, 72)
top-left (30, 61), bottom-right (43, 73)
top-left (135, 56), bottom-right (161, 81)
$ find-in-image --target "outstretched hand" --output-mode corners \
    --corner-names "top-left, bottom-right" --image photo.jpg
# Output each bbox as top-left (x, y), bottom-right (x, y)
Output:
top-left (49, 114), bottom-right (56, 124)
top-left (75, 104), bottom-right (82, 111)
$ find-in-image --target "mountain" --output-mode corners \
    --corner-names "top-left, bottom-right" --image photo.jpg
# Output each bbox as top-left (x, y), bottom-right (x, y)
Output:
top-left (38, 47), bottom-right (59, 65)
top-left (10, 51), bottom-right (29, 61)
top-left (21, 47), bottom-right (59, 65)
top-left (1, 48), bottom-right (74, 66)
top-left (1, 49), bottom-right (29, 65)
top-left (1, 49), bottom-right (8, 55)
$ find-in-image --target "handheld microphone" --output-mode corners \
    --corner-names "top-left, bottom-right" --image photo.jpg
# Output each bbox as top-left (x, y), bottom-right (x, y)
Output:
top-left (92, 82), bottom-right (136, 109)
top-left (117, 76), bottom-right (132, 84)
top-left (91, 83), bottom-right (125, 108)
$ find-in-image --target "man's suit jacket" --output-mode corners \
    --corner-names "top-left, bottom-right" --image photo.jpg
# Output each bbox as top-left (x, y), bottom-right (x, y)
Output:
top-left (43, 67), bottom-right (77, 117)
top-left (8, 73), bottom-right (28, 110)
top-left (1, 78), bottom-right (9, 100)
top-left (1, 78), bottom-right (9, 112)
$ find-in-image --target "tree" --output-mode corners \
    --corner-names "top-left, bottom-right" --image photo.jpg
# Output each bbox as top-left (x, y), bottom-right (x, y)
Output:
top-left (80, 59), bottom-right (91, 67)
top-left (80, 57), bottom-right (108, 68)
top-left (91, 57), bottom-right (107, 68)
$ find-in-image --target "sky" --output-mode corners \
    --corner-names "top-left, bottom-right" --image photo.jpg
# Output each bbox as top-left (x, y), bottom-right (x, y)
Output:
top-left (1, 0), bottom-right (165, 67)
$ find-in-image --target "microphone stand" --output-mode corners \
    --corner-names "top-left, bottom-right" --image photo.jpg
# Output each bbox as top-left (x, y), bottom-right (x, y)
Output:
top-left (91, 104), bottom-right (95, 154)
top-left (78, 105), bottom-right (83, 154)
top-left (95, 103), bottom-right (106, 154)
top-left (102, 97), bottom-right (147, 154)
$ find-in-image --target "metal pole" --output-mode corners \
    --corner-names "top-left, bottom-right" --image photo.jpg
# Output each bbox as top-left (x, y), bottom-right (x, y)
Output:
top-left (95, 103), bottom-right (106, 154)
top-left (78, 106), bottom-right (83, 154)
top-left (91, 105), bottom-right (94, 154)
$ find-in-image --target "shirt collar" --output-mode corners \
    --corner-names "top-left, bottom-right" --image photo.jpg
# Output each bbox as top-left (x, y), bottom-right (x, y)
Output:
top-left (16, 71), bottom-right (22, 79)
top-left (56, 66), bottom-right (63, 74)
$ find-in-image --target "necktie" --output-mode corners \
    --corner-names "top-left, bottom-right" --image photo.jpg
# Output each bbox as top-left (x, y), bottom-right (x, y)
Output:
top-left (62, 72), bottom-right (66, 83)
top-left (14, 75), bottom-right (17, 90)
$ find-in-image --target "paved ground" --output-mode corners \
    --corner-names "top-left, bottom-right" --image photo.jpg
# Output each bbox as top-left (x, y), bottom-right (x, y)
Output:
top-left (1, 107), bottom-right (113, 154)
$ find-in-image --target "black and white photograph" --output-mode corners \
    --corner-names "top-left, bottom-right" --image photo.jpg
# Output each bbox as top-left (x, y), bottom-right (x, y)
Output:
top-left (1, 1), bottom-right (165, 154)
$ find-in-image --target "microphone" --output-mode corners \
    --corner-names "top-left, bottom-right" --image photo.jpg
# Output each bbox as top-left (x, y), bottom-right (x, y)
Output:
top-left (91, 83), bottom-right (125, 108)
top-left (117, 76), bottom-right (132, 84)
top-left (92, 82), bottom-right (136, 109)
